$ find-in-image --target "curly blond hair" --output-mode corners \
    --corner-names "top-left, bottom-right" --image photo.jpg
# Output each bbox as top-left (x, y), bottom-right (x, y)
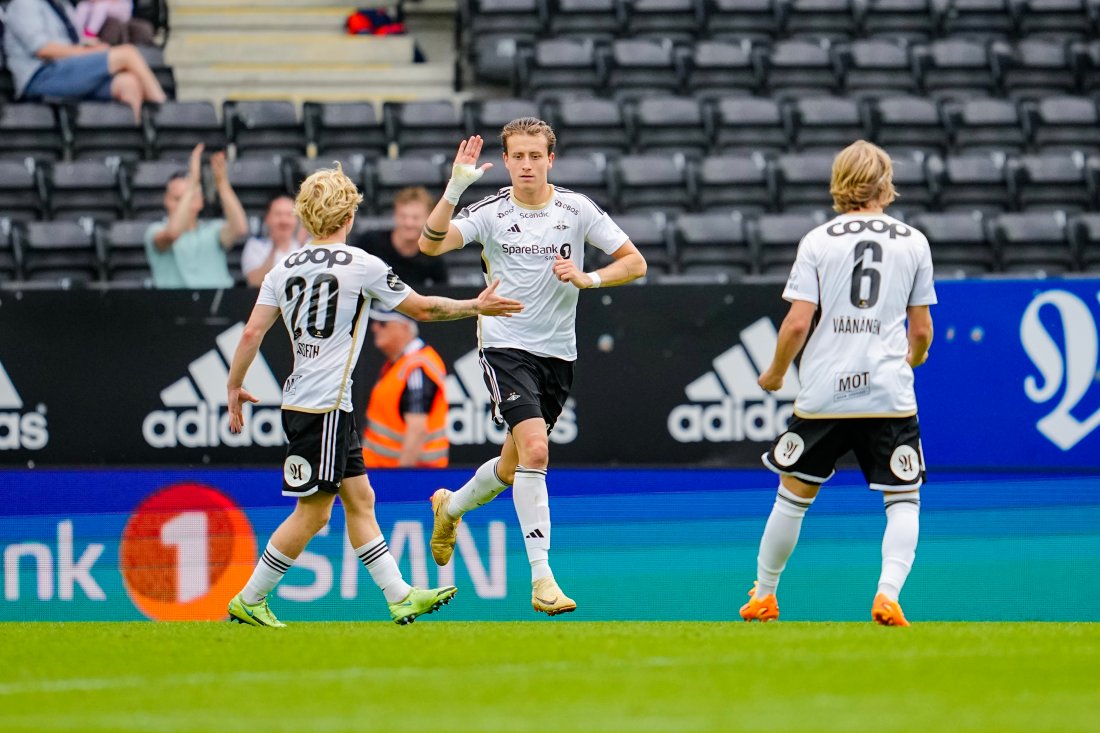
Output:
top-left (830, 140), bottom-right (897, 213)
top-left (500, 117), bottom-right (557, 155)
top-left (294, 163), bottom-right (364, 239)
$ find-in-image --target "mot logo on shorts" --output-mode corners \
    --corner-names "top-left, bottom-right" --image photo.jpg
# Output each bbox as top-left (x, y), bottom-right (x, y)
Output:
top-left (1021, 290), bottom-right (1100, 450)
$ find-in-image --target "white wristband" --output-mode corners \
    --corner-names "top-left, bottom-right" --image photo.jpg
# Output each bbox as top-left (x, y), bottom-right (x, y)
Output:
top-left (587, 271), bottom-right (602, 289)
top-left (443, 163), bottom-right (486, 205)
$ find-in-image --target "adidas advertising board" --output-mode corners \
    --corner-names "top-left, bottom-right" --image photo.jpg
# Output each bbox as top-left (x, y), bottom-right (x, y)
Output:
top-left (0, 359), bottom-right (48, 451)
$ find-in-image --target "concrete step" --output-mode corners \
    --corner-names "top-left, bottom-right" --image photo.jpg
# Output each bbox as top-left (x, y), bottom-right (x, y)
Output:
top-left (175, 62), bottom-right (453, 87)
top-left (166, 33), bottom-right (415, 65)
top-left (170, 0), bottom-right (354, 8)
top-left (178, 86), bottom-right (467, 110)
top-left (170, 7), bottom-right (351, 32)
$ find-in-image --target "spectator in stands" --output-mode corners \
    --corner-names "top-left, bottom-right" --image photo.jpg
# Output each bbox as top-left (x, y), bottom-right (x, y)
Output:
top-left (353, 187), bottom-right (448, 288)
top-left (241, 195), bottom-right (308, 287)
top-left (144, 143), bottom-right (249, 289)
top-left (73, 0), bottom-right (155, 46)
top-left (4, 0), bottom-right (166, 122)
top-left (362, 308), bottom-right (450, 468)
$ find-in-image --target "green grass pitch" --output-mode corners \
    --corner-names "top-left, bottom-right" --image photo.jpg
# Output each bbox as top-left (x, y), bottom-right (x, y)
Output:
top-left (1, 622), bottom-right (1097, 733)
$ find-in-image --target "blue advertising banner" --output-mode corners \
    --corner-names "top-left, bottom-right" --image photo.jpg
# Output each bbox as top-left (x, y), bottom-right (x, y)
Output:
top-left (917, 279), bottom-right (1100, 469)
top-left (2, 468), bottom-right (1097, 622)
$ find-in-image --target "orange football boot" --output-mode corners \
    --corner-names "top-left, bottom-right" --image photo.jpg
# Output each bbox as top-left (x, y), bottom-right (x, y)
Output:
top-left (872, 593), bottom-right (911, 626)
top-left (739, 583), bottom-right (779, 622)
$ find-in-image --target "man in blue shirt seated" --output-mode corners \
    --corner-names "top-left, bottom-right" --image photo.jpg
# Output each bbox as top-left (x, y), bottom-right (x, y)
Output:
top-left (4, 0), bottom-right (167, 121)
top-left (144, 143), bottom-right (251, 289)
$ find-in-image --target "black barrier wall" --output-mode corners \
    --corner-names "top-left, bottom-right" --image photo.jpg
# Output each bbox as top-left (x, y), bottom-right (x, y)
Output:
top-left (0, 286), bottom-right (794, 466)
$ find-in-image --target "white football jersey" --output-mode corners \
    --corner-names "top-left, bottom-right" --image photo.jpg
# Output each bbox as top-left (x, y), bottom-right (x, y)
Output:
top-left (257, 243), bottom-right (410, 413)
top-left (452, 186), bottom-right (628, 360)
top-left (783, 213), bottom-right (937, 417)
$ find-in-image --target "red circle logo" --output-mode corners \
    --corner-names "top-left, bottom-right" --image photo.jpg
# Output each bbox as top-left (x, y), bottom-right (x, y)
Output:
top-left (120, 483), bottom-right (256, 621)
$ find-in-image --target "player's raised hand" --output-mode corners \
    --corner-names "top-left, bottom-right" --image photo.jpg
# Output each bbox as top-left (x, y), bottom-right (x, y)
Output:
top-left (552, 254), bottom-right (594, 289)
top-left (444, 136), bottom-right (492, 204)
top-left (475, 278), bottom-right (524, 317)
top-left (227, 386), bottom-right (260, 433)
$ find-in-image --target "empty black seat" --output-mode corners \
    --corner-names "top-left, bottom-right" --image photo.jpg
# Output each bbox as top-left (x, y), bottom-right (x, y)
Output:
top-left (991, 211), bottom-right (1075, 274)
top-left (751, 212), bottom-right (828, 273)
top-left (614, 154), bottom-right (694, 213)
top-left (928, 153), bottom-right (1013, 213)
top-left (0, 219), bottom-right (19, 281)
top-left (783, 0), bottom-right (858, 40)
top-left (696, 153), bottom-right (772, 213)
top-left (1025, 96), bottom-right (1100, 153)
top-left (224, 157), bottom-right (291, 217)
top-left (1016, 0), bottom-right (1092, 39)
top-left (788, 96), bottom-right (866, 152)
top-left (686, 39), bottom-right (760, 99)
top-left (226, 101), bottom-right (306, 158)
top-left (128, 160), bottom-right (183, 218)
top-left (47, 161), bottom-right (124, 222)
top-left (859, 0), bottom-right (937, 40)
top-left (547, 0), bottom-right (622, 39)
top-left (385, 100), bottom-right (464, 158)
top-left (471, 34), bottom-right (527, 86)
top-left (1000, 40), bottom-right (1079, 100)
top-left (840, 39), bottom-right (918, 98)
top-left (465, 0), bottom-right (546, 37)
top-left (17, 221), bottom-right (101, 283)
top-left (0, 104), bottom-right (64, 161)
top-left (605, 39), bottom-right (683, 100)
top-left (517, 38), bottom-right (603, 99)
top-left (1068, 212), bottom-right (1100, 270)
top-left (604, 210), bottom-right (673, 273)
top-left (1012, 152), bottom-right (1094, 211)
top-left (939, 0), bottom-right (1016, 38)
top-left (713, 97), bottom-right (789, 154)
top-left (67, 102), bottom-right (146, 160)
top-left (868, 95), bottom-right (949, 156)
top-left (945, 98), bottom-right (1028, 153)
top-left (371, 158), bottom-right (448, 213)
top-left (909, 210), bottom-right (996, 275)
top-left (0, 160), bottom-right (45, 223)
top-left (914, 39), bottom-right (1001, 101)
top-left (632, 96), bottom-right (710, 157)
top-left (464, 98), bottom-right (541, 143)
top-left (625, 0), bottom-right (702, 40)
top-left (891, 152), bottom-right (936, 211)
top-left (99, 219), bottom-right (158, 282)
top-left (675, 211), bottom-right (753, 277)
top-left (774, 153), bottom-right (836, 212)
top-left (550, 155), bottom-right (614, 211)
top-left (304, 102), bottom-right (388, 160)
top-left (150, 101), bottom-right (225, 160)
top-left (762, 39), bottom-right (840, 99)
top-left (704, 0), bottom-right (782, 41)
top-left (552, 98), bottom-right (630, 157)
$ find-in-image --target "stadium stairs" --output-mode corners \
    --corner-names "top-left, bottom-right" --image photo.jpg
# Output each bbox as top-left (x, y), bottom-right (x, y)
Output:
top-left (165, 0), bottom-right (462, 109)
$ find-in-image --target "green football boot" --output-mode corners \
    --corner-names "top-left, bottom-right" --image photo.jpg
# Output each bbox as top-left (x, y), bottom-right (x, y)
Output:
top-left (228, 593), bottom-right (287, 628)
top-left (389, 586), bottom-right (458, 625)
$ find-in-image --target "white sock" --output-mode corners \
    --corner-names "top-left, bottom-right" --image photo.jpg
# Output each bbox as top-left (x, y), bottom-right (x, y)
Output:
top-left (878, 492), bottom-right (920, 601)
top-left (513, 466), bottom-right (552, 582)
top-left (447, 457), bottom-right (510, 519)
top-left (754, 485), bottom-right (815, 598)
top-left (356, 536), bottom-right (412, 604)
top-left (242, 542), bottom-right (295, 604)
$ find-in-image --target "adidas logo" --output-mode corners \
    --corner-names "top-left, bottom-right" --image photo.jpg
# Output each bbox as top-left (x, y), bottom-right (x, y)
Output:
top-left (506, 223), bottom-right (521, 234)
top-left (0, 358), bottom-right (48, 450)
top-left (668, 317), bottom-right (799, 443)
top-left (525, 529), bottom-right (545, 539)
top-left (444, 349), bottom-right (577, 446)
top-left (142, 323), bottom-right (286, 449)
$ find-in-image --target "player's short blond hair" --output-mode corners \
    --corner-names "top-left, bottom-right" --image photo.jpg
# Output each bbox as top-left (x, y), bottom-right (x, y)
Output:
top-left (830, 140), bottom-right (897, 213)
top-left (500, 117), bottom-right (557, 154)
top-left (294, 163), bottom-right (364, 239)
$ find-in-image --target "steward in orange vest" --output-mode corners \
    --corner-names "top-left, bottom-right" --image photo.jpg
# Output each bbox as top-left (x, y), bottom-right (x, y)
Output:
top-left (363, 310), bottom-right (449, 467)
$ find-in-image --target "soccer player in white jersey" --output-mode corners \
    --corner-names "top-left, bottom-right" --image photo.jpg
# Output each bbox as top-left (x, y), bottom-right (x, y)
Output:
top-left (224, 164), bottom-right (523, 627)
top-left (741, 140), bottom-right (936, 627)
top-left (418, 118), bottom-right (648, 615)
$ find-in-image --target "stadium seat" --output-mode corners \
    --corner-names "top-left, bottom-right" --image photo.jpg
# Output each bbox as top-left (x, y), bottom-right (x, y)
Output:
top-left (990, 211), bottom-right (1075, 275)
top-left (839, 39), bottom-right (919, 98)
top-left (549, 155), bottom-right (614, 211)
top-left (712, 97), bottom-right (789, 154)
top-left (17, 220), bottom-right (102, 284)
top-left (550, 98), bottom-right (631, 157)
top-left (622, 0), bottom-right (703, 41)
top-left (751, 211), bottom-right (828, 274)
top-left (149, 101), bottom-right (225, 161)
top-left (385, 100), bottom-right (464, 158)
top-left (0, 103), bottom-right (64, 161)
top-left (604, 39), bottom-right (684, 100)
top-left (127, 160), bottom-right (182, 219)
top-left (371, 158), bottom-right (448, 214)
top-left (0, 69), bottom-right (14, 105)
top-left (787, 96), bottom-right (866, 152)
top-left (760, 39), bottom-right (841, 100)
top-left (695, 152), bottom-right (772, 213)
top-left (0, 159), bottom-right (46, 223)
top-left (471, 34), bottom-right (528, 86)
top-left (1011, 152), bottom-right (1094, 211)
top-left (773, 153), bottom-right (836, 212)
top-left (603, 210), bottom-right (673, 274)
top-left (516, 38), bottom-right (603, 100)
top-left (223, 157), bottom-right (292, 218)
top-left (546, 0), bottom-right (623, 39)
top-left (939, 0), bottom-right (1016, 38)
top-left (304, 102), bottom-right (388, 161)
top-left (867, 95), bottom-right (950, 156)
top-left (1068, 212), bottom-right (1100, 270)
top-left (226, 101), bottom-right (306, 158)
top-left (685, 39), bottom-right (760, 99)
top-left (783, 0), bottom-right (858, 40)
top-left (631, 96), bottom-right (710, 158)
top-left (1000, 40), bottom-right (1080, 100)
top-left (613, 153), bottom-right (694, 213)
top-left (1016, 0), bottom-right (1093, 39)
top-left (98, 219), bottom-right (157, 283)
top-left (928, 153), bottom-right (1013, 212)
top-left (945, 98), bottom-right (1028, 153)
top-left (66, 102), bottom-right (147, 161)
top-left (858, 0), bottom-right (938, 40)
top-left (47, 160), bottom-right (124, 222)
top-left (674, 211), bottom-right (754, 277)
top-left (703, 0), bottom-right (783, 41)
top-left (890, 152), bottom-right (936, 211)
top-left (464, 98), bottom-right (541, 143)
top-left (1082, 40), bottom-right (1100, 96)
top-left (914, 39), bottom-right (1002, 101)
top-left (909, 210), bottom-right (996, 275)
top-left (1024, 95), bottom-right (1100, 153)
top-left (464, 0), bottom-right (546, 37)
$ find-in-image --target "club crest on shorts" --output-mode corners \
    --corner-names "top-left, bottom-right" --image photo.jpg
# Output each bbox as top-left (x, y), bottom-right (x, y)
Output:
top-left (890, 445), bottom-right (920, 481)
top-left (773, 432), bottom-right (805, 467)
top-left (284, 455), bottom-right (312, 487)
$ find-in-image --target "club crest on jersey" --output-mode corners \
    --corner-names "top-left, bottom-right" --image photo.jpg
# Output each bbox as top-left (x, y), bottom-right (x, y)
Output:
top-left (553, 219), bottom-right (569, 231)
top-left (386, 269), bottom-right (406, 291)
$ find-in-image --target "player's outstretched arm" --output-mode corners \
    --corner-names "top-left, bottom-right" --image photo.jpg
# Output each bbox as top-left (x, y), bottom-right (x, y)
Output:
top-left (396, 278), bottom-right (523, 322)
top-left (227, 303), bottom-right (280, 434)
top-left (906, 305), bottom-right (933, 368)
top-left (552, 241), bottom-right (648, 289)
top-left (420, 135), bottom-right (492, 256)
top-left (759, 299), bottom-right (816, 392)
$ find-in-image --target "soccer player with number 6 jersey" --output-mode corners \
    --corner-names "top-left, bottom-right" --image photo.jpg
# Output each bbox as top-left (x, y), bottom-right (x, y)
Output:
top-left (419, 119), bottom-right (648, 615)
top-left (223, 164), bottom-right (523, 627)
top-left (742, 140), bottom-right (937, 626)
